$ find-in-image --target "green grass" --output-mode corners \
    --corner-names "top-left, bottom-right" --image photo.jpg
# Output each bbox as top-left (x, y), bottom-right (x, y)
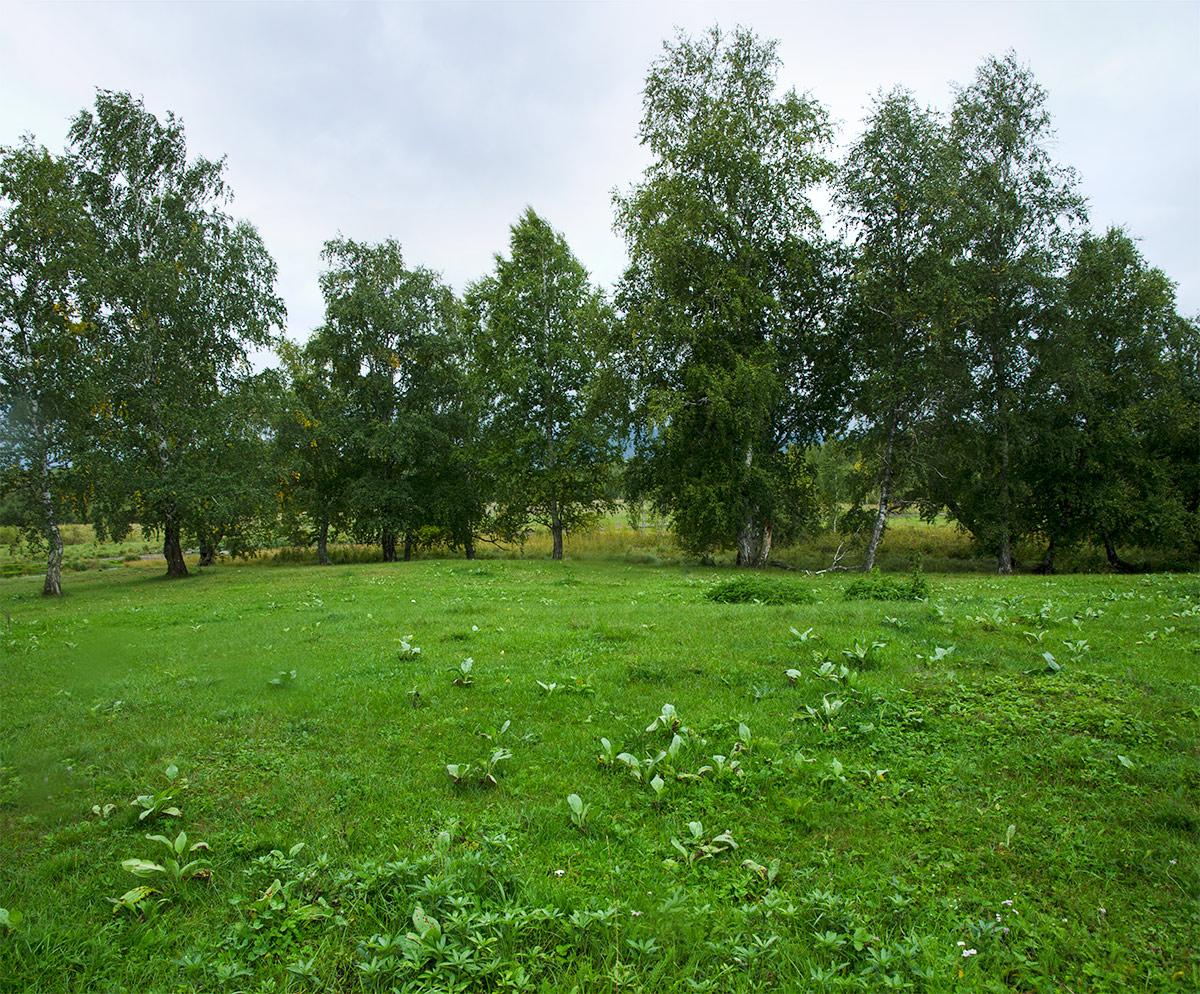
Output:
top-left (1, 561), bottom-right (1197, 992)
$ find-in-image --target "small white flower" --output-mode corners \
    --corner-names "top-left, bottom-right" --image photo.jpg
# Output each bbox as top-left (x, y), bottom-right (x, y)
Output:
top-left (962, 948), bottom-right (977, 958)
top-left (957, 941), bottom-right (966, 947)
top-left (630, 910), bottom-right (643, 917)
top-left (554, 869), bottom-right (565, 877)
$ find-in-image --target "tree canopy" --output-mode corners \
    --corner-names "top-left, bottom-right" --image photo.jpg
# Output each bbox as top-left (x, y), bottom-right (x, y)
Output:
top-left (69, 90), bottom-right (285, 577)
top-left (615, 26), bottom-right (839, 566)
top-left (466, 208), bottom-right (624, 560)
top-left (2, 44), bottom-right (1195, 583)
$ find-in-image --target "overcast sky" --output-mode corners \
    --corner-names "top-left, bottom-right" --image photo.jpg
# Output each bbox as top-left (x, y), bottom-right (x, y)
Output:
top-left (3, 0), bottom-right (1197, 350)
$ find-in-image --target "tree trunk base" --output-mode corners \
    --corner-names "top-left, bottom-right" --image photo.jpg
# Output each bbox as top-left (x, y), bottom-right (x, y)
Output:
top-left (317, 521), bottom-right (331, 565)
top-left (44, 524), bottom-right (64, 596)
top-left (1034, 539), bottom-right (1056, 575)
top-left (997, 532), bottom-right (1014, 576)
top-left (752, 520), bottom-right (773, 568)
top-left (164, 522), bottom-right (188, 578)
top-left (1101, 525), bottom-right (1139, 573)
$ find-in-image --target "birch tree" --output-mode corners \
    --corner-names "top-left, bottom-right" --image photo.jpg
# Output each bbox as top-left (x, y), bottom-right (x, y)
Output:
top-left (467, 208), bottom-right (622, 560)
top-left (0, 139), bottom-right (96, 595)
top-left (615, 25), bottom-right (839, 566)
top-left (932, 54), bottom-right (1086, 573)
top-left (69, 91), bottom-right (284, 577)
top-left (836, 88), bottom-right (961, 570)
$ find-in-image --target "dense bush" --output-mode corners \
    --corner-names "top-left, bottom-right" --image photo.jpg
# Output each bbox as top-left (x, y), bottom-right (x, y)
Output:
top-left (843, 565), bottom-right (929, 601)
top-left (705, 574), bottom-right (817, 604)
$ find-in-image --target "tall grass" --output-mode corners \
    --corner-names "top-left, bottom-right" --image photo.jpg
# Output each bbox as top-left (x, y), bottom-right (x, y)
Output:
top-left (3, 516), bottom-right (1191, 576)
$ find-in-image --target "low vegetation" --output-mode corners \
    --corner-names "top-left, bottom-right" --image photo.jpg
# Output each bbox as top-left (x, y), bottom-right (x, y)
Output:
top-left (1, 559), bottom-right (1197, 992)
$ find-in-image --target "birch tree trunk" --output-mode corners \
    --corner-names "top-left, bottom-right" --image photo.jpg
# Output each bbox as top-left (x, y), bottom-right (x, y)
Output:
top-left (30, 397), bottom-right (64, 596)
top-left (735, 442), bottom-right (762, 567)
top-left (863, 417), bottom-right (897, 572)
top-left (42, 494), bottom-right (63, 597)
top-left (752, 520), bottom-right (773, 568)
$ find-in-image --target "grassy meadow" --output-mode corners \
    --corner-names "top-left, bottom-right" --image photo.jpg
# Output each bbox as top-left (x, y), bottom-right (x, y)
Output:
top-left (1, 555), bottom-right (1197, 992)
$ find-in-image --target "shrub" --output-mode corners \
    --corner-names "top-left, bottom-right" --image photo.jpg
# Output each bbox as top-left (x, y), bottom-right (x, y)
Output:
top-left (706, 573), bottom-right (816, 604)
top-left (844, 563), bottom-right (928, 601)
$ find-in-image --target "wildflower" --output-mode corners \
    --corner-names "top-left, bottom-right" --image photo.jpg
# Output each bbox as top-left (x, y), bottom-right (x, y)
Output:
top-left (962, 948), bottom-right (978, 958)
top-left (554, 869), bottom-right (565, 877)
top-left (957, 941), bottom-right (966, 947)
top-left (630, 910), bottom-right (643, 917)
top-left (1099, 908), bottom-right (1106, 915)
top-left (1001, 899), bottom-right (1013, 907)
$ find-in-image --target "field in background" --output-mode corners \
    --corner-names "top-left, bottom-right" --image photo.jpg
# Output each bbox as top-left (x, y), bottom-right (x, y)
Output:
top-left (1, 560), bottom-right (1197, 992)
top-left (5, 511), bottom-right (1187, 579)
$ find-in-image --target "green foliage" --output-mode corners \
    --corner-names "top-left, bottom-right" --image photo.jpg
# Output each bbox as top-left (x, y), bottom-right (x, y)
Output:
top-left (843, 566), bottom-right (929, 601)
top-left (616, 26), bottom-right (838, 565)
top-left (120, 830), bottom-right (212, 886)
top-left (66, 90), bottom-right (284, 577)
top-left (466, 208), bottom-right (625, 560)
top-left (446, 718), bottom-right (512, 788)
top-left (130, 764), bottom-right (187, 822)
top-left (566, 792), bottom-right (590, 831)
top-left (705, 573), bottom-right (817, 604)
top-left (309, 236), bottom-right (461, 562)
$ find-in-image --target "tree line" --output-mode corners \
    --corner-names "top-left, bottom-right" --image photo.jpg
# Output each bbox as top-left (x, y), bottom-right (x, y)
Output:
top-left (2, 27), bottom-right (1196, 595)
